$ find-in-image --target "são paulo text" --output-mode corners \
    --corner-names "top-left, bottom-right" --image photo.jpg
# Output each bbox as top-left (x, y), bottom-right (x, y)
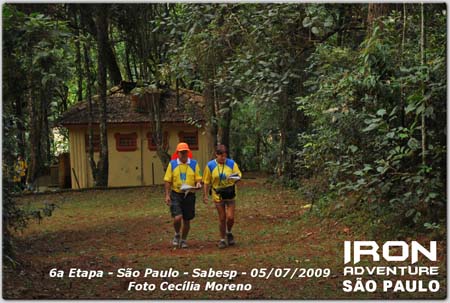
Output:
top-left (118, 268), bottom-right (239, 279)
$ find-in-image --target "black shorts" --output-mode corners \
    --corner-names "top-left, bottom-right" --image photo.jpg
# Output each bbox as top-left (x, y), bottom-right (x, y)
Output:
top-left (170, 191), bottom-right (196, 220)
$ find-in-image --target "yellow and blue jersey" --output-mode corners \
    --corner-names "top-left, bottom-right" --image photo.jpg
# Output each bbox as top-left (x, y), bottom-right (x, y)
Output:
top-left (203, 158), bottom-right (242, 202)
top-left (164, 158), bottom-right (202, 193)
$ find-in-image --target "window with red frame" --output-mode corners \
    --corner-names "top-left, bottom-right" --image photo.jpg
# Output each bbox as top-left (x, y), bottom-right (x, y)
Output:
top-left (114, 132), bottom-right (137, 152)
top-left (178, 131), bottom-right (199, 150)
top-left (84, 134), bottom-right (100, 152)
top-left (147, 131), bottom-right (168, 151)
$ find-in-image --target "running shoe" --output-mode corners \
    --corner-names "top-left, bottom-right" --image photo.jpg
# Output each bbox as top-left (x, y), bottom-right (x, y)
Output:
top-left (227, 232), bottom-right (235, 246)
top-left (172, 234), bottom-right (180, 246)
top-left (218, 239), bottom-right (228, 249)
top-left (180, 240), bottom-right (188, 249)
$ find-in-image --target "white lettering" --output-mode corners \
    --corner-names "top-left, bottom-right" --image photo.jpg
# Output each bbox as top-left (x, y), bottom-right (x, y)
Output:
top-left (345, 241), bottom-right (438, 264)
top-left (411, 241), bottom-right (437, 264)
top-left (354, 241), bottom-right (380, 264)
top-left (383, 241), bottom-right (409, 262)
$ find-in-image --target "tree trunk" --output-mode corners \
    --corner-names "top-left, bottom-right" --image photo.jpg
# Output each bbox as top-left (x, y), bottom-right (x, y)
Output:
top-left (41, 90), bottom-right (51, 164)
top-left (367, 3), bottom-right (393, 32)
top-left (95, 4), bottom-right (109, 187)
top-left (132, 51), bottom-right (139, 80)
top-left (420, 3), bottom-right (426, 167)
top-left (72, 6), bottom-right (83, 102)
top-left (125, 42), bottom-right (133, 81)
top-left (84, 42), bottom-right (98, 183)
top-left (278, 90), bottom-right (289, 176)
top-left (27, 75), bottom-right (40, 185)
top-left (148, 93), bottom-right (170, 170)
top-left (204, 80), bottom-right (218, 149)
top-left (212, 73), bottom-right (222, 146)
top-left (399, 3), bottom-right (407, 127)
top-left (217, 99), bottom-right (232, 151)
top-left (14, 97), bottom-right (26, 158)
top-left (105, 26), bottom-right (122, 85)
top-left (256, 133), bottom-right (261, 171)
top-left (337, 5), bottom-right (346, 47)
top-left (80, 5), bottom-right (122, 85)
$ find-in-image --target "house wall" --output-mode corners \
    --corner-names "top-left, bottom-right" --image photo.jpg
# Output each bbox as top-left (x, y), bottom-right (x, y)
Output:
top-left (68, 126), bottom-right (90, 189)
top-left (67, 124), bottom-right (213, 189)
top-left (142, 125), bottom-right (213, 186)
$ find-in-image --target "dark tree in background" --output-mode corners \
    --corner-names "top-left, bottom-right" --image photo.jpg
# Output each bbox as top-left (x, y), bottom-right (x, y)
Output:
top-left (94, 4), bottom-right (109, 187)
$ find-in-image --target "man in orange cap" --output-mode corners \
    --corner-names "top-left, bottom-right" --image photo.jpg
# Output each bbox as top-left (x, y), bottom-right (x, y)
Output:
top-left (163, 142), bottom-right (202, 248)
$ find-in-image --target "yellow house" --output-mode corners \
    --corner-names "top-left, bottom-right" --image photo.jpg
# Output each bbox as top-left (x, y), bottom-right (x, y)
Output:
top-left (59, 85), bottom-right (213, 189)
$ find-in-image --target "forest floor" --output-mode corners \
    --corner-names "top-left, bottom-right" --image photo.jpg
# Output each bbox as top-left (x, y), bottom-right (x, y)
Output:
top-left (4, 174), bottom-right (447, 299)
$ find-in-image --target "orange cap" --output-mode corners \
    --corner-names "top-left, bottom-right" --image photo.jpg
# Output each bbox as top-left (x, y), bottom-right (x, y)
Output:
top-left (176, 142), bottom-right (190, 152)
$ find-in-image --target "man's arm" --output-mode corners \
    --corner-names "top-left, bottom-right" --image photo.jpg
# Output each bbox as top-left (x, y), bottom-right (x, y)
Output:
top-left (202, 165), bottom-right (211, 204)
top-left (233, 162), bottom-right (242, 178)
top-left (195, 163), bottom-right (202, 188)
top-left (164, 182), bottom-right (171, 205)
top-left (231, 162), bottom-right (242, 184)
top-left (163, 162), bottom-right (173, 205)
top-left (203, 183), bottom-right (209, 204)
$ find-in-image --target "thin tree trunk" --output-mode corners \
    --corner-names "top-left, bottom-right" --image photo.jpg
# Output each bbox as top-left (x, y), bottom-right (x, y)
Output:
top-left (125, 42), bottom-right (133, 81)
top-left (14, 97), bottom-right (26, 158)
top-left (148, 92), bottom-right (170, 169)
top-left (105, 39), bottom-right (122, 85)
top-left (132, 51), bottom-right (139, 80)
top-left (367, 3), bottom-right (392, 32)
top-left (139, 61), bottom-right (145, 81)
top-left (420, 3), bottom-right (426, 167)
top-left (27, 74), bottom-right (39, 185)
top-left (79, 5), bottom-right (122, 86)
top-left (203, 80), bottom-right (218, 156)
top-left (217, 99), bottom-right (232, 151)
top-left (256, 134), bottom-right (261, 171)
top-left (211, 64), bottom-right (220, 145)
top-left (72, 6), bottom-right (83, 102)
top-left (399, 3), bottom-right (407, 127)
top-left (80, 4), bottom-right (98, 184)
top-left (84, 42), bottom-right (98, 183)
top-left (255, 110), bottom-right (261, 171)
top-left (337, 5), bottom-right (346, 47)
top-left (278, 90), bottom-right (289, 176)
top-left (213, 86), bottom-right (221, 145)
top-left (41, 91), bottom-right (51, 164)
top-left (95, 4), bottom-right (109, 187)
top-left (176, 77), bottom-right (180, 106)
top-left (210, 84), bottom-right (218, 147)
top-left (107, 22), bottom-right (122, 85)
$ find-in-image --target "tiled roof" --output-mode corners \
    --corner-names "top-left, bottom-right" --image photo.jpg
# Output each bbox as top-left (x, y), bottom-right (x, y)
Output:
top-left (58, 87), bottom-right (206, 126)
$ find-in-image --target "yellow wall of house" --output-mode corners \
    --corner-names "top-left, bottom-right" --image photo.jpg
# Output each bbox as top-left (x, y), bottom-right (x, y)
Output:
top-left (107, 125), bottom-right (143, 187)
top-left (142, 126), bottom-right (213, 186)
top-left (68, 124), bottom-right (213, 189)
top-left (69, 127), bottom-right (89, 189)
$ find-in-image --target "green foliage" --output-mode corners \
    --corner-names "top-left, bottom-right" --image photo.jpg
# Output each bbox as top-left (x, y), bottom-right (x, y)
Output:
top-left (3, 5), bottom-right (72, 261)
top-left (298, 7), bottom-right (446, 232)
top-left (2, 173), bottom-right (57, 264)
top-left (2, 4), bottom-right (446, 241)
top-left (230, 98), bottom-right (277, 171)
top-left (3, 5), bottom-right (73, 167)
top-left (175, 4), bottom-right (322, 177)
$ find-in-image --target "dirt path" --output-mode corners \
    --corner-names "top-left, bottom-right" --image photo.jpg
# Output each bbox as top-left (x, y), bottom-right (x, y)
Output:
top-left (4, 177), bottom-right (446, 299)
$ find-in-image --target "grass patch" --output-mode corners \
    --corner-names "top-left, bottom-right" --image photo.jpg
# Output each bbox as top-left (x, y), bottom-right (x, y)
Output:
top-left (4, 178), bottom-right (446, 299)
